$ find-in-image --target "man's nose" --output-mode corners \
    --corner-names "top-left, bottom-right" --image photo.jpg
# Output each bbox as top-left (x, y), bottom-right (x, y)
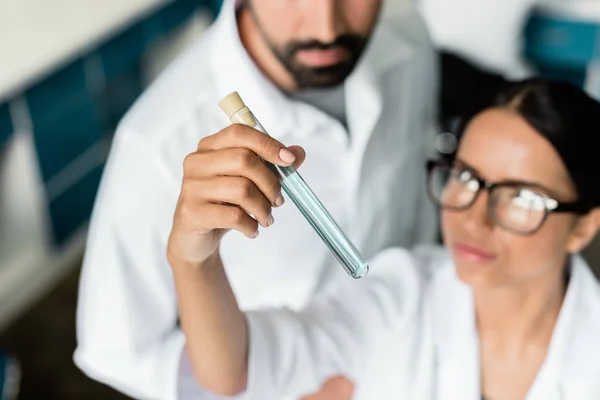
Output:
top-left (309, 0), bottom-right (344, 44)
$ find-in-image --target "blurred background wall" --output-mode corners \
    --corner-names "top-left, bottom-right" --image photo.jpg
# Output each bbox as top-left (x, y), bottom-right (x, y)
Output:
top-left (1, 0), bottom-right (600, 398)
top-left (0, 0), bottom-right (220, 333)
top-left (0, 1), bottom-right (220, 397)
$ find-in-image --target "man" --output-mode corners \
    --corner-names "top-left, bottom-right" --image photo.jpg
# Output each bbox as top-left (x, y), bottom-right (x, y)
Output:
top-left (74, 0), bottom-right (438, 398)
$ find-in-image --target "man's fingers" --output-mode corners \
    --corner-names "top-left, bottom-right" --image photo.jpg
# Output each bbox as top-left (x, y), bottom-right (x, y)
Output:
top-left (287, 145), bottom-right (306, 170)
top-left (183, 149), bottom-right (283, 207)
top-left (299, 376), bottom-right (355, 400)
top-left (182, 178), bottom-right (273, 228)
top-left (178, 202), bottom-right (259, 239)
top-left (198, 124), bottom-right (296, 166)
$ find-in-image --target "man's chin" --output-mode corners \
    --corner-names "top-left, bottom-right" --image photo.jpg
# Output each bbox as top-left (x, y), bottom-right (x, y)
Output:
top-left (292, 65), bottom-right (354, 89)
top-left (300, 78), bottom-right (346, 89)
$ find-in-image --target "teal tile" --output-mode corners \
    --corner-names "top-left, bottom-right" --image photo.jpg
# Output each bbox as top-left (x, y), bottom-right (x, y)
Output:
top-left (0, 103), bottom-right (11, 147)
top-left (209, 0), bottom-right (223, 16)
top-left (99, 65), bottom-right (144, 130)
top-left (0, 354), bottom-right (6, 394)
top-left (25, 59), bottom-right (104, 182)
top-left (161, 0), bottom-right (197, 33)
top-left (99, 0), bottom-right (218, 81)
top-left (32, 97), bottom-right (103, 183)
top-left (525, 14), bottom-right (599, 69)
top-left (99, 24), bottom-right (147, 80)
top-left (26, 61), bottom-right (89, 128)
top-left (537, 65), bottom-right (587, 88)
top-left (141, 12), bottom-right (165, 47)
top-left (48, 164), bottom-right (104, 245)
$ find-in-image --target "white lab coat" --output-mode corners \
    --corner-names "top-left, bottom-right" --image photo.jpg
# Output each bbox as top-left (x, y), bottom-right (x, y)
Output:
top-left (74, 1), bottom-right (439, 399)
top-left (246, 246), bottom-right (600, 400)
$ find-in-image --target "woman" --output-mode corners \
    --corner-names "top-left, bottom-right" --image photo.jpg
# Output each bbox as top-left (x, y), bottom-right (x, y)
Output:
top-left (168, 79), bottom-right (600, 399)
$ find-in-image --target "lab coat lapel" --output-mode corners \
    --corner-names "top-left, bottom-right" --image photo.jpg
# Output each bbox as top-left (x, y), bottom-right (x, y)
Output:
top-left (521, 256), bottom-right (582, 399)
top-left (345, 20), bottom-right (412, 190)
top-left (345, 61), bottom-right (382, 198)
top-left (539, 255), bottom-right (600, 399)
top-left (434, 255), bottom-right (600, 400)
top-left (344, 21), bottom-right (413, 246)
top-left (432, 266), bottom-right (481, 400)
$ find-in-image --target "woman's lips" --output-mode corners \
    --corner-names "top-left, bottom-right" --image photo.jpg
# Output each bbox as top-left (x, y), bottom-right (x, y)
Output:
top-left (454, 242), bottom-right (498, 264)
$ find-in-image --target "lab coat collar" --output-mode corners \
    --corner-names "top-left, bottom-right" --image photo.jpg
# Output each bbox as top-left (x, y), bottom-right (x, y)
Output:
top-left (434, 254), bottom-right (600, 399)
top-left (208, 0), bottom-right (413, 144)
top-left (522, 254), bottom-right (600, 398)
top-left (208, 0), bottom-right (295, 139)
top-left (344, 19), bottom-right (414, 193)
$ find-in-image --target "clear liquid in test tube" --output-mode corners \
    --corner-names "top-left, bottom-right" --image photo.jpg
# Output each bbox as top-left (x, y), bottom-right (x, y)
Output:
top-left (218, 92), bottom-right (369, 279)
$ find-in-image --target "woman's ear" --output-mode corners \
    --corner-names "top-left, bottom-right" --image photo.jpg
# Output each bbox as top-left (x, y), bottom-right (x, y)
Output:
top-left (566, 208), bottom-right (600, 254)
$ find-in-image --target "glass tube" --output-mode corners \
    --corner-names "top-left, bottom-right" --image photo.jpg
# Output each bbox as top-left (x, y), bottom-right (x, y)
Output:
top-left (230, 107), bottom-right (369, 279)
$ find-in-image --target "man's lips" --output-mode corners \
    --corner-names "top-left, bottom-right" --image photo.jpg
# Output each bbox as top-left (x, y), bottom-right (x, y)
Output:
top-left (295, 47), bottom-right (349, 67)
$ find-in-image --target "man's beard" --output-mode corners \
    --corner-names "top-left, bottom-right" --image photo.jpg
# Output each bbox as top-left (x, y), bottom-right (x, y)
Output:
top-left (271, 35), bottom-right (368, 89)
top-left (246, 3), bottom-right (368, 89)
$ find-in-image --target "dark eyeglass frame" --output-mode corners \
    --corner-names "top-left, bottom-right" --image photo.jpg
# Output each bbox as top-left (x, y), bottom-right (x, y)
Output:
top-left (426, 160), bottom-right (588, 235)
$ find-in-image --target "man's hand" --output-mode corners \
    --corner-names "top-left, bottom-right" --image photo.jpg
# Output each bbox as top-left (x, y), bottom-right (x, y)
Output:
top-left (300, 376), bottom-right (355, 400)
top-left (169, 124), bottom-right (306, 395)
top-left (167, 123), bottom-right (305, 269)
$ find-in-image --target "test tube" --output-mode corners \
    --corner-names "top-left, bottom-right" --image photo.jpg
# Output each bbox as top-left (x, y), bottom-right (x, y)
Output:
top-left (218, 92), bottom-right (369, 279)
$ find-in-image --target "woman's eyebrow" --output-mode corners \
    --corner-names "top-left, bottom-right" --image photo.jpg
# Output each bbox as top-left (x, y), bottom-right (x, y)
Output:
top-left (453, 157), bottom-right (479, 174)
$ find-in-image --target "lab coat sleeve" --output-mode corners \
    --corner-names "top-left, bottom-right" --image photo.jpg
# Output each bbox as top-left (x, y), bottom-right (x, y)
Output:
top-left (242, 247), bottom-right (426, 399)
top-left (74, 130), bottom-right (185, 400)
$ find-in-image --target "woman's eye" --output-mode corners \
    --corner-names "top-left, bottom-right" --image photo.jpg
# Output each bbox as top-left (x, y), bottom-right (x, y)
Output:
top-left (456, 169), bottom-right (474, 183)
top-left (450, 168), bottom-right (479, 192)
top-left (512, 189), bottom-right (546, 210)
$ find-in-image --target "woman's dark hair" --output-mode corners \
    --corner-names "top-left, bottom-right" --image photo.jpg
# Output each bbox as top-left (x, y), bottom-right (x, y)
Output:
top-left (455, 78), bottom-right (600, 213)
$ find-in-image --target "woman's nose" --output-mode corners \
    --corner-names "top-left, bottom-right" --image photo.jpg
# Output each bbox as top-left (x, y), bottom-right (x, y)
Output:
top-left (462, 190), bottom-right (494, 237)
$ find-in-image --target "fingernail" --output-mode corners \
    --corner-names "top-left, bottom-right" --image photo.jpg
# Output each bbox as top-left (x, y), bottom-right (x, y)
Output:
top-left (250, 230), bottom-right (260, 239)
top-left (279, 148), bottom-right (296, 164)
top-left (266, 215), bottom-right (274, 227)
top-left (274, 194), bottom-right (285, 207)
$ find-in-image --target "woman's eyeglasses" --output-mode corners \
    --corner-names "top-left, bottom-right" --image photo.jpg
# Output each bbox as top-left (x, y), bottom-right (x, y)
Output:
top-left (426, 160), bottom-right (586, 235)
